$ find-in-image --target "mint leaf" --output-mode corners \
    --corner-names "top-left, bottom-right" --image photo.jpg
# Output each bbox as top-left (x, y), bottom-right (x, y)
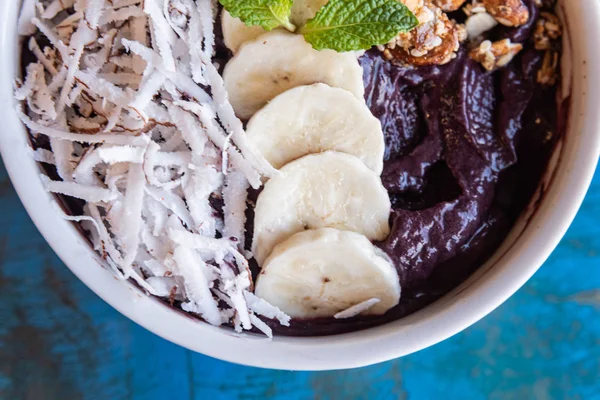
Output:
top-left (219, 0), bottom-right (296, 31)
top-left (299, 0), bottom-right (419, 52)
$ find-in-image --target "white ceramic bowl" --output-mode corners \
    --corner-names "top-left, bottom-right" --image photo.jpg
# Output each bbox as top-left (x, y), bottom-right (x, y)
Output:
top-left (1, 1), bottom-right (599, 371)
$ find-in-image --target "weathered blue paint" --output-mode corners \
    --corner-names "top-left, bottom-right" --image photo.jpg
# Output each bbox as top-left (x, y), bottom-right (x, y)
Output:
top-left (0, 161), bottom-right (598, 400)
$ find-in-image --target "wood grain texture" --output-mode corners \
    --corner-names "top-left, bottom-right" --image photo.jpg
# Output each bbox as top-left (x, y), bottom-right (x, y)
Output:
top-left (0, 161), bottom-right (598, 400)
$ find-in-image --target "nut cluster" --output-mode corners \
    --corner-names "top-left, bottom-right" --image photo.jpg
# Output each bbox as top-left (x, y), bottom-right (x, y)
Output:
top-left (463, 1), bottom-right (487, 16)
top-left (482, 0), bottom-right (529, 27)
top-left (533, 11), bottom-right (562, 86)
top-left (379, 0), bottom-right (466, 66)
top-left (469, 38), bottom-right (523, 71)
top-left (433, 0), bottom-right (468, 12)
top-left (534, 11), bottom-right (562, 50)
top-left (380, 0), bottom-right (562, 87)
top-left (537, 50), bottom-right (559, 85)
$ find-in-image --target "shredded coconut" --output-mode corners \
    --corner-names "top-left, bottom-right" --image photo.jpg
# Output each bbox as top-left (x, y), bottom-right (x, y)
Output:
top-left (244, 291), bottom-right (291, 326)
top-left (41, 174), bottom-right (117, 203)
top-left (222, 171), bottom-right (249, 247)
top-left (16, 0), bottom-right (283, 336)
top-left (18, 0), bottom-right (37, 36)
top-left (249, 314), bottom-right (273, 339)
top-left (31, 147), bottom-right (56, 165)
top-left (334, 298), bottom-right (382, 319)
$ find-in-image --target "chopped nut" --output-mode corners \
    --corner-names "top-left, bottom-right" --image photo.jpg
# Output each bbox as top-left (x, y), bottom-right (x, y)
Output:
top-left (534, 11), bottom-right (562, 51)
top-left (537, 50), bottom-right (559, 86)
top-left (433, 0), bottom-right (468, 12)
top-left (382, 0), bottom-right (465, 67)
top-left (469, 38), bottom-right (523, 71)
top-left (483, 0), bottom-right (529, 27)
top-left (465, 11), bottom-right (498, 39)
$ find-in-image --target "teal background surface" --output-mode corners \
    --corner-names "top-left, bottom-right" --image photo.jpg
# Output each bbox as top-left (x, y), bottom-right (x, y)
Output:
top-left (0, 162), bottom-right (598, 400)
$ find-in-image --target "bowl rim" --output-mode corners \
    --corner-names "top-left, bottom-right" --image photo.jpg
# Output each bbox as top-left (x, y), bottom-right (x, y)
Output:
top-left (1, 0), bottom-right (599, 371)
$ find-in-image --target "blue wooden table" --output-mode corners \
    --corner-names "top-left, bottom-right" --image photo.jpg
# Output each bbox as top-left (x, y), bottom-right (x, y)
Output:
top-left (0, 160), bottom-right (598, 400)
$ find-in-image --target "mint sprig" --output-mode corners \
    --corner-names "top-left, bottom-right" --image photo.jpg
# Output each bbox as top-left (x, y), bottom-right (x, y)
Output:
top-left (300, 0), bottom-right (419, 51)
top-left (220, 0), bottom-right (418, 52)
top-left (219, 0), bottom-right (296, 32)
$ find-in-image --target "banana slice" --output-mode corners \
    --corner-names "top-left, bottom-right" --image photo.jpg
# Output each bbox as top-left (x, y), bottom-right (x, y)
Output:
top-left (221, 2), bottom-right (329, 53)
top-left (252, 151), bottom-right (391, 265)
top-left (246, 83), bottom-right (384, 174)
top-left (223, 31), bottom-right (364, 119)
top-left (291, 0), bottom-right (329, 26)
top-left (254, 228), bottom-right (401, 319)
top-left (221, 11), bottom-right (267, 54)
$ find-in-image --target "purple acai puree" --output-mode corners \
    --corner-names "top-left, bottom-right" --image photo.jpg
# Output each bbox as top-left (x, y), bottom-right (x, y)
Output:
top-left (271, 0), bottom-right (568, 335)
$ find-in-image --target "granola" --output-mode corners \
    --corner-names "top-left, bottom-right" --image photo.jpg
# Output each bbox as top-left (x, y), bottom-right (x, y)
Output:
top-left (433, 0), bottom-right (468, 12)
top-left (463, 1), bottom-right (487, 16)
top-left (534, 11), bottom-right (562, 51)
top-left (469, 38), bottom-right (523, 71)
top-left (379, 0), bottom-right (466, 67)
top-left (482, 0), bottom-right (529, 27)
top-left (537, 50), bottom-right (559, 85)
